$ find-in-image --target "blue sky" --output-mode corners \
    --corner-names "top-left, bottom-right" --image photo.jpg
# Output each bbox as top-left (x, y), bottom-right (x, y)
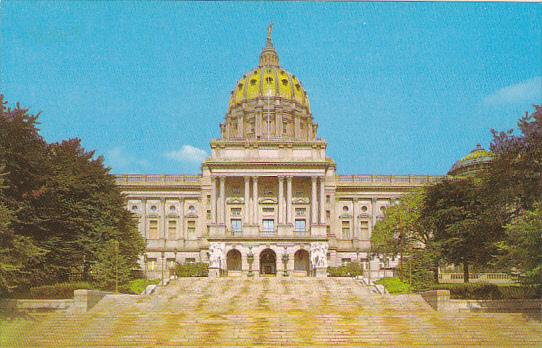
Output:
top-left (1, 2), bottom-right (541, 175)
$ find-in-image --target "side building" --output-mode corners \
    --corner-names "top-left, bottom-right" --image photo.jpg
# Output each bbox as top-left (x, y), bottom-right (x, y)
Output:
top-left (115, 29), bottom-right (443, 278)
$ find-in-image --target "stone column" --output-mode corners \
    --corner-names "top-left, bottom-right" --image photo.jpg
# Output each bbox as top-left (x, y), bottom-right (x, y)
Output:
top-left (219, 176), bottom-right (226, 224)
top-left (353, 198), bottom-right (359, 240)
top-left (238, 115), bottom-right (244, 137)
top-left (179, 198), bottom-right (184, 240)
top-left (252, 176), bottom-right (259, 226)
top-left (371, 197), bottom-right (377, 228)
top-left (211, 177), bottom-right (217, 224)
top-left (319, 177), bottom-right (325, 224)
top-left (311, 176), bottom-right (317, 224)
top-left (286, 176), bottom-right (293, 224)
top-left (160, 198), bottom-right (166, 238)
top-left (142, 199), bottom-right (147, 240)
top-left (276, 113), bottom-right (283, 137)
top-left (244, 176), bottom-right (250, 224)
top-left (278, 176), bottom-right (284, 224)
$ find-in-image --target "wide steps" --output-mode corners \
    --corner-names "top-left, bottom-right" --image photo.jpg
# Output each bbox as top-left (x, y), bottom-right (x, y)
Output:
top-left (2, 277), bottom-right (541, 346)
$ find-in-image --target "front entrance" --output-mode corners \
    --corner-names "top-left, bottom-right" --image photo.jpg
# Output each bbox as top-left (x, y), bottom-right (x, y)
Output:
top-left (259, 249), bottom-right (276, 275)
top-left (294, 249), bottom-right (310, 276)
top-left (226, 249), bottom-right (242, 272)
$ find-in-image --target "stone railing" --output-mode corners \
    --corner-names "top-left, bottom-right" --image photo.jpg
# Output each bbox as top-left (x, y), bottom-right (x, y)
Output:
top-left (439, 273), bottom-right (515, 284)
top-left (115, 175), bottom-right (201, 185)
top-left (421, 290), bottom-right (542, 313)
top-left (337, 175), bottom-right (443, 185)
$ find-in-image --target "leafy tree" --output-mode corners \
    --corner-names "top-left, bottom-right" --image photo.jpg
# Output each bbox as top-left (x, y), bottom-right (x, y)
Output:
top-left (372, 190), bottom-right (440, 286)
top-left (423, 177), bottom-right (502, 282)
top-left (488, 105), bottom-right (542, 213)
top-left (495, 204), bottom-right (542, 284)
top-left (0, 95), bottom-right (145, 292)
top-left (90, 239), bottom-right (132, 291)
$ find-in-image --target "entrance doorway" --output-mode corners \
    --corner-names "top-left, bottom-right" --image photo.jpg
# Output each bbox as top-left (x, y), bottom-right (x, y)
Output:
top-left (226, 249), bottom-right (242, 273)
top-left (259, 249), bottom-right (276, 275)
top-left (294, 249), bottom-right (310, 276)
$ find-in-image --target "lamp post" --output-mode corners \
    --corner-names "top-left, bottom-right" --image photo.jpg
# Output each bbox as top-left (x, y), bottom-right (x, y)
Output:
top-left (247, 247), bottom-right (254, 277)
top-left (282, 246), bottom-right (289, 277)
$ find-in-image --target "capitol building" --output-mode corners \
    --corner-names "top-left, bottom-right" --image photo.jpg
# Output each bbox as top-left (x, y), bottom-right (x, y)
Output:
top-left (115, 28), bottom-right (445, 278)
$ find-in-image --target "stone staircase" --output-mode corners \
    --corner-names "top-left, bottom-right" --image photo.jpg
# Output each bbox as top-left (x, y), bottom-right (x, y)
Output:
top-left (1, 278), bottom-right (541, 346)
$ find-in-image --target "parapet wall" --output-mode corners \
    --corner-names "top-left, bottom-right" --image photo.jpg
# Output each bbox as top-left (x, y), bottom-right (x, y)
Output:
top-left (421, 290), bottom-right (542, 313)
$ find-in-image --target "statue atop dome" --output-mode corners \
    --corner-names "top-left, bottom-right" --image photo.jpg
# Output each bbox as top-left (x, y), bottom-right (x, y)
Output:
top-left (267, 23), bottom-right (273, 47)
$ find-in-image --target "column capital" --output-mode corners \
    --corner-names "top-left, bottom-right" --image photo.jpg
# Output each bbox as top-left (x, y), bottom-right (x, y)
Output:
top-left (219, 176), bottom-right (226, 182)
top-left (252, 176), bottom-right (259, 181)
top-left (311, 176), bottom-right (317, 182)
top-left (278, 176), bottom-right (285, 181)
top-left (244, 176), bottom-right (250, 182)
top-left (286, 176), bottom-right (293, 181)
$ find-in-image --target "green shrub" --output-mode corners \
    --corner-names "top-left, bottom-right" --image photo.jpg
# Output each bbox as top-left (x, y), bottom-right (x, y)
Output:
top-left (29, 282), bottom-right (94, 299)
top-left (120, 279), bottom-right (160, 294)
top-left (175, 263), bottom-right (208, 277)
top-left (430, 283), bottom-right (541, 300)
top-left (327, 263), bottom-right (363, 277)
top-left (376, 277), bottom-right (411, 294)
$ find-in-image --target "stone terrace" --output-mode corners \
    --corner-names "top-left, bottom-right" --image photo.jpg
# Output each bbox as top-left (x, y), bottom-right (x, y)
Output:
top-left (1, 278), bottom-right (541, 346)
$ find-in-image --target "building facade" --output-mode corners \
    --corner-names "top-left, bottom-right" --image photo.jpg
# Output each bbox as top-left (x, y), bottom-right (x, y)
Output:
top-left (116, 28), bottom-right (442, 278)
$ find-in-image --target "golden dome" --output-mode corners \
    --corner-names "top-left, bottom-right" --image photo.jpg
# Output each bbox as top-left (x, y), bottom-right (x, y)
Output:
top-left (228, 25), bottom-right (310, 112)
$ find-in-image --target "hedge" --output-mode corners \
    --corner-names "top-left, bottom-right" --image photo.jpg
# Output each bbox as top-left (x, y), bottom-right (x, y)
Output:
top-left (376, 277), bottom-right (411, 294)
top-left (29, 282), bottom-right (94, 299)
top-left (121, 279), bottom-right (160, 294)
top-left (175, 263), bottom-right (208, 277)
top-left (327, 263), bottom-right (363, 277)
top-left (430, 283), bottom-right (541, 300)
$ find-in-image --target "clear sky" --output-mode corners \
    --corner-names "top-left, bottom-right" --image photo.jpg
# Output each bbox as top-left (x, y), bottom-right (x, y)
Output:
top-left (1, 2), bottom-right (541, 175)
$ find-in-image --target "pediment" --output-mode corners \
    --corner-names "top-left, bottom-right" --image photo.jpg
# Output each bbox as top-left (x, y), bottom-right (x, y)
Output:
top-left (259, 197), bottom-right (277, 204)
top-left (292, 197), bottom-right (309, 204)
top-left (226, 197), bottom-right (244, 204)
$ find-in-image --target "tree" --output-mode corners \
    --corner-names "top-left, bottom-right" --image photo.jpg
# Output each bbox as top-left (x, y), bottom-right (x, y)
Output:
top-left (90, 239), bottom-right (132, 291)
top-left (495, 204), bottom-right (542, 284)
top-left (372, 189), bottom-right (440, 287)
top-left (488, 105), bottom-right (542, 213)
top-left (423, 177), bottom-right (502, 283)
top-left (0, 95), bottom-right (145, 292)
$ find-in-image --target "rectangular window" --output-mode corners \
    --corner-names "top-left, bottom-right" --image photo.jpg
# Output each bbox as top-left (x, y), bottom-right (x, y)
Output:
top-left (282, 121), bottom-right (288, 135)
top-left (187, 220), bottom-right (196, 240)
top-left (295, 208), bottom-right (306, 217)
top-left (341, 258), bottom-right (351, 266)
top-left (262, 219), bottom-right (274, 234)
top-left (231, 218), bottom-right (242, 233)
top-left (342, 221), bottom-right (350, 239)
top-left (206, 210), bottom-right (211, 220)
top-left (147, 258), bottom-right (157, 271)
top-left (326, 210), bottom-right (330, 219)
top-left (167, 219), bottom-right (177, 240)
top-left (149, 219), bottom-right (159, 239)
top-left (185, 257), bottom-right (196, 264)
top-left (167, 258), bottom-right (176, 269)
top-left (231, 208), bottom-right (241, 216)
top-left (360, 220), bottom-right (369, 240)
top-left (232, 186), bottom-right (241, 195)
top-left (295, 219), bottom-right (306, 232)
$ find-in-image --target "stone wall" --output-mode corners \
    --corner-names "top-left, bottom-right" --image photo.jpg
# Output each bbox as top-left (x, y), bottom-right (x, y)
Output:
top-left (0, 299), bottom-right (74, 312)
top-left (72, 289), bottom-right (111, 313)
top-left (421, 290), bottom-right (542, 313)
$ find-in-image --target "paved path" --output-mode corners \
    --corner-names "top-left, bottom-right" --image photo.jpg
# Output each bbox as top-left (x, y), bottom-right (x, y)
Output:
top-left (1, 277), bottom-right (541, 346)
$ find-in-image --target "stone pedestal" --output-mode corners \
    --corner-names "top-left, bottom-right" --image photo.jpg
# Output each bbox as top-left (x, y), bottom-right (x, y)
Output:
top-left (208, 268), bottom-right (220, 278)
top-left (315, 267), bottom-right (327, 278)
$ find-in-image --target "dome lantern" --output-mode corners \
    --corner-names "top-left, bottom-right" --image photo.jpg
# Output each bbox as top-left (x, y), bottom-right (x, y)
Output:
top-left (259, 24), bottom-right (279, 67)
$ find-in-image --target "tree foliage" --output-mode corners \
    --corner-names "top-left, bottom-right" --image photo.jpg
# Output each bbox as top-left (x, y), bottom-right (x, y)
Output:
top-left (0, 95), bottom-right (144, 294)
